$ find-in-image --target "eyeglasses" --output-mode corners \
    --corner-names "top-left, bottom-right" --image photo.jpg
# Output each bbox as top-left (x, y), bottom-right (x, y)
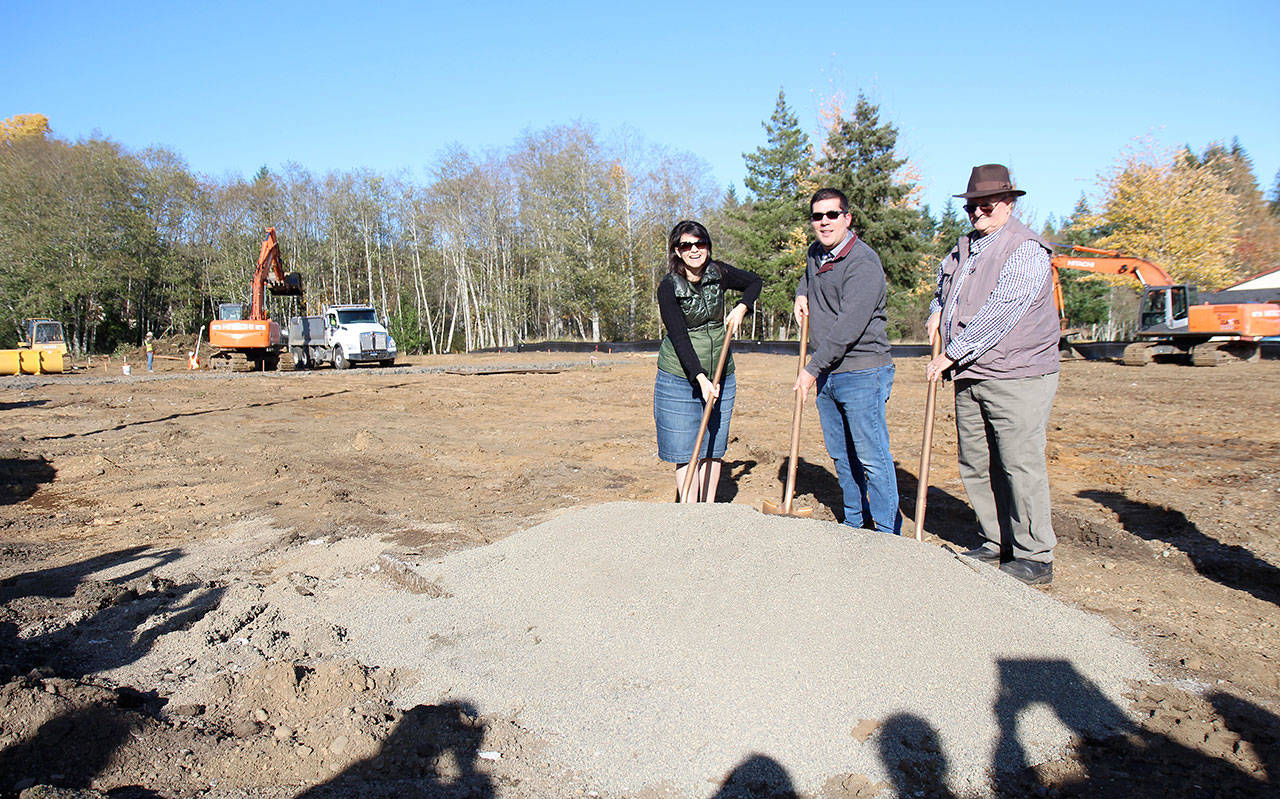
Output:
top-left (810, 210), bottom-right (846, 222)
top-left (675, 239), bottom-right (708, 253)
top-left (964, 198), bottom-right (1006, 215)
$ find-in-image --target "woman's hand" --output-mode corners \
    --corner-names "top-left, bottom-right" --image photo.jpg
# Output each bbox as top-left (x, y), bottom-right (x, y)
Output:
top-left (725, 303), bottom-right (748, 338)
top-left (696, 373), bottom-right (720, 403)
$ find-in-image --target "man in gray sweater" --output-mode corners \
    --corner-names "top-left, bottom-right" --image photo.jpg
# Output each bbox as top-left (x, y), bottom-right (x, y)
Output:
top-left (926, 164), bottom-right (1058, 585)
top-left (794, 187), bottom-right (901, 535)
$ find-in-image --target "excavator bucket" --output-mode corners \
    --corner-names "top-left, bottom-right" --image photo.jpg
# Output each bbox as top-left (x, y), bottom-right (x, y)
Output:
top-left (269, 272), bottom-right (304, 297)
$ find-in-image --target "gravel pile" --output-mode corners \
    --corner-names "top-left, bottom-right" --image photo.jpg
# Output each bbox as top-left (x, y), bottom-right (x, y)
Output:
top-left (330, 502), bottom-right (1153, 796)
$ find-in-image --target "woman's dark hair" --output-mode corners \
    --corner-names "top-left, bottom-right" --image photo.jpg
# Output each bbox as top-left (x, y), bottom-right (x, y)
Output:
top-left (667, 220), bottom-right (714, 277)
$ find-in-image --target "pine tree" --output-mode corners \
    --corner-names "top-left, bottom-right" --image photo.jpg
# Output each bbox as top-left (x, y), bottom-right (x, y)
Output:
top-left (813, 93), bottom-right (932, 337)
top-left (814, 94), bottom-right (930, 293)
top-left (1055, 196), bottom-right (1109, 327)
top-left (931, 200), bottom-right (968, 259)
top-left (1194, 140), bottom-right (1280, 279)
top-left (725, 90), bottom-right (814, 336)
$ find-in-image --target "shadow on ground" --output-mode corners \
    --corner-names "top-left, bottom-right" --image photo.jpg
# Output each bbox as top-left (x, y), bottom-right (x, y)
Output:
top-left (296, 701), bottom-right (493, 799)
top-left (0, 455), bottom-right (57, 506)
top-left (1079, 489), bottom-right (1280, 605)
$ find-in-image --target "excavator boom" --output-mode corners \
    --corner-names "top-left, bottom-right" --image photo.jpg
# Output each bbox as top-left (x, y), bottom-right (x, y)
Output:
top-left (250, 227), bottom-right (303, 320)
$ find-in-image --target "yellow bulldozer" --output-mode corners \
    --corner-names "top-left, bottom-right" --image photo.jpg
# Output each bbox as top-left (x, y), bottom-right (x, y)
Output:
top-left (1, 318), bottom-right (67, 375)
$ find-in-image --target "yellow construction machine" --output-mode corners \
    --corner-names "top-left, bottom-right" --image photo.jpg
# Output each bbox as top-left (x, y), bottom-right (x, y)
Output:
top-left (1, 318), bottom-right (67, 375)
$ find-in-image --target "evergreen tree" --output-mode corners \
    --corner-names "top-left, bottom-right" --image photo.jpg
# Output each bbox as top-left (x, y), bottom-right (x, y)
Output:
top-left (814, 93), bottom-right (931, 337)
top-left (726, 90), bottom-right (814, 336)
top-left (931, 200), bottom-right (968, 259)
top-left (814, 93), bottom-right (930, 292)
top-left (1194, 140), bottom-right (1280, 279)
top-left (1055, 196), bottom-right (1109, 327)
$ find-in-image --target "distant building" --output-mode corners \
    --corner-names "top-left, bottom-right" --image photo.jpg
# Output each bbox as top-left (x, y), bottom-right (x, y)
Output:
top-left (1226, 266), bottom-right (1280, 291)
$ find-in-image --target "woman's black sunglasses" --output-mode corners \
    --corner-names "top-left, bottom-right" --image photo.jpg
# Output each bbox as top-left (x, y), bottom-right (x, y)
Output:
top-left (675, 239), bottom-right (709, 253)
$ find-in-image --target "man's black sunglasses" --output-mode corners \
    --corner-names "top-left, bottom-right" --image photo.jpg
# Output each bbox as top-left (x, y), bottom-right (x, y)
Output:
top-left (810, 210), bottom-right (845, 221)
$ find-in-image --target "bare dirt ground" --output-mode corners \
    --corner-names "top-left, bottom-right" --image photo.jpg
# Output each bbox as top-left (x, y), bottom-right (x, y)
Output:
top-left (1, 346), bottom-right (1277, 798)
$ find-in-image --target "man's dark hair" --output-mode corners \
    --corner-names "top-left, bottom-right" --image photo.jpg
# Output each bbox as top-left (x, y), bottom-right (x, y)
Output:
top-left (810, 188), bottom-right (848, 213)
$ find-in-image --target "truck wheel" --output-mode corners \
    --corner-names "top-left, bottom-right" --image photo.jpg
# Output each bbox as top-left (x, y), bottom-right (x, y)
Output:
top-left (290, 347), bottom-right (308, 370)
top-left (334, 346), bottom-right (350, 370)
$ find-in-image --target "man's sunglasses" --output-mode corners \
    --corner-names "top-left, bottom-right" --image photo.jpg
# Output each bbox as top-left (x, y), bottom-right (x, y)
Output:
top-left (810, 210), bottom-right (846, 221)
top-left (964, 200), bottom-right (1000, 214)
top-left (675, 239), bottom-right (708, 253)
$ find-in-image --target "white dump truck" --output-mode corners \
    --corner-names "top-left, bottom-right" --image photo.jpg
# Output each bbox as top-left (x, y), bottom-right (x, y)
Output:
top-left (287, 304), bottom-right (397, 369)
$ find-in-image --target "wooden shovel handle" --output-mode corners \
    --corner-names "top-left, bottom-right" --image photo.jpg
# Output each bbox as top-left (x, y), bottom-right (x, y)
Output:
top-left (680, 329), bottom-right (734, 503)
top-left (915, 335), bottom-right (942, 540)
top-left (782, 314), bottom-right (809, 514)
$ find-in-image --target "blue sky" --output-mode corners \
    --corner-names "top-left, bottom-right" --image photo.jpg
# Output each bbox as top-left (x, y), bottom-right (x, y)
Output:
top-left (4, 0), bottom-right (1279, 227)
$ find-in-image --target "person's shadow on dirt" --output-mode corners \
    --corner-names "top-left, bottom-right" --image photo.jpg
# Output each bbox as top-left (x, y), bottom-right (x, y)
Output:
top-left (0, 546), bottom-right (223, 678)
top-left (894, 465), bottom-right (981, 545)
top-left (768, 456), bottom-right (843, 518)
top-left (709, 754), bottom-right (797, 798)
top-left (295, 701), bottom-right (493, 798)
top-left (988, 658), bottom-right (1280, 797)
top-left (0, 697), bottom-right (164, 796)
top-left (1078, 489), bottom-right (1280, 605)
top-left (718, 458), bottom-right (757, 502)
top-left (0, 453), bottom-right (57, 506)
top-left (875, 713), bottom-right (958, 799)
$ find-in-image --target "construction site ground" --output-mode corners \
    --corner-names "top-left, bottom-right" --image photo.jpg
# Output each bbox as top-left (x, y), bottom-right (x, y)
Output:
top-left (0, 345), bottom-right (1277, 798)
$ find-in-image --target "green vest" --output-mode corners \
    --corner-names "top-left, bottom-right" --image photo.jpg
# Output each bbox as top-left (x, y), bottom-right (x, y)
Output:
top-left (657, 263), bottom-right (735, 380)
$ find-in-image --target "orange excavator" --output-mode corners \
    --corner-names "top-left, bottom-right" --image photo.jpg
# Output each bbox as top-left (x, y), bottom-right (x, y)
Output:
top-left (207, 228), bottom-right (304, 371)
top-left (1050, 245), bottom-right (1280, 366)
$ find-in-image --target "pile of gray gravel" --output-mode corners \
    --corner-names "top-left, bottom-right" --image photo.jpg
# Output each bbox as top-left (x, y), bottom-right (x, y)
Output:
top-left (330, 502), bottom-right (1152, 796)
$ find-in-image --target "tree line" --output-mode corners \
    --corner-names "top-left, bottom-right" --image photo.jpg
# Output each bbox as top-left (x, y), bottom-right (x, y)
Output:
top-left (2, 106), bottom-right (1277, 354)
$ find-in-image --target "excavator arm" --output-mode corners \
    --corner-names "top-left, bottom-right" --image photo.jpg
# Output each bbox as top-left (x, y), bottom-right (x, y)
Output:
top-left (249, 227), bottom-right (303, 320)
top-left (1049, 245), bottom-right (1177, 328)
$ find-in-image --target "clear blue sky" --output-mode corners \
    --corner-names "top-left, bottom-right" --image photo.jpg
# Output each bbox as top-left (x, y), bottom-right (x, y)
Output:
top-left (5, 0), bottom-right (1279, 227)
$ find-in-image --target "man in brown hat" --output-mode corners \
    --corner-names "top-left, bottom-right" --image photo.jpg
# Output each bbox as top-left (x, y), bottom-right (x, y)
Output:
top-left (925, 164), bottom-right (1059, 585)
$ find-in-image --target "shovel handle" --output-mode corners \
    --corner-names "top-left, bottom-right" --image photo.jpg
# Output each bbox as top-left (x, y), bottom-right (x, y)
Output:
top-left (680, 328), bottom-right (734, 503)
top-left (782, 315), bottom-right (809, 514)
top-left (915, 335), bottom-right (943, 540)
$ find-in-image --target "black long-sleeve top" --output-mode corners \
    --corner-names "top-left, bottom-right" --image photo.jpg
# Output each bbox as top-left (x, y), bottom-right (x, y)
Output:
top-left (657, 261), bottom-right (762, 382)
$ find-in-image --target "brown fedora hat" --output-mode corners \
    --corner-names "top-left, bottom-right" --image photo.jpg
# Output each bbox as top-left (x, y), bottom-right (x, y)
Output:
top-left (954, 164), bottom-right (1026, 199)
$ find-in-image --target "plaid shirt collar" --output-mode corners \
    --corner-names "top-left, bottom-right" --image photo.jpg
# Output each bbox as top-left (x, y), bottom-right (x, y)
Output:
top-left (818, 231), bottom-right (857, 264)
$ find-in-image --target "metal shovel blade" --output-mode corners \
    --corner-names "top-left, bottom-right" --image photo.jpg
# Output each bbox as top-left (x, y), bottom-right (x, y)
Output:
top-left (759, 499), bottom-right (813, 518)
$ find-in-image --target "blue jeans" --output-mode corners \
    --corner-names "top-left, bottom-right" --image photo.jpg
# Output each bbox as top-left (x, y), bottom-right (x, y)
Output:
top-left (815, 364), bottom-right (901, 534)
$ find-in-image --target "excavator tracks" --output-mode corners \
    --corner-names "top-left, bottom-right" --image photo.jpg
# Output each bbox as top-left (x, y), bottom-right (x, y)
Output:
top-left (1121, 342), bottom-right (1154, 367)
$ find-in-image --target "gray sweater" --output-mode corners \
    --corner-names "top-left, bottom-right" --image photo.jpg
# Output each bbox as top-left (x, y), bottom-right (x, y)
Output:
top-left (796, 235), bottom-right (893, 377)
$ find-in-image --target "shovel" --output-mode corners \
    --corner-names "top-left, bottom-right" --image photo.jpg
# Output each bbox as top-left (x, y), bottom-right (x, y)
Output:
top-left (679, 329), bottom-right (734, 503)
top-left (761, 315), bottom-right (813, 518)
top-left (914, 335), bottom-right (943, 541)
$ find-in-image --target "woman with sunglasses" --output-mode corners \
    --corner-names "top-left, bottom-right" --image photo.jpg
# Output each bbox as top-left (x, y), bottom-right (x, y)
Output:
top-left (654, 220), bottom-right (762, 501)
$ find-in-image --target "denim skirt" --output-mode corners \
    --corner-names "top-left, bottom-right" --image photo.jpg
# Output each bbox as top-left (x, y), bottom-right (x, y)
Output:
top-left (653, 369), bottom-right (736, 463)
